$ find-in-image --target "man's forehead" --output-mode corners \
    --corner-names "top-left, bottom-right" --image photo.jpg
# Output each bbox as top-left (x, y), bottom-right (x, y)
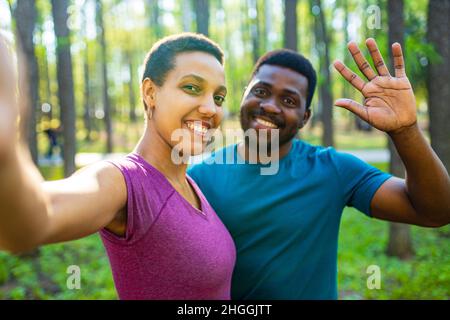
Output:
top-left (252, 64), bottom-right (308, 95)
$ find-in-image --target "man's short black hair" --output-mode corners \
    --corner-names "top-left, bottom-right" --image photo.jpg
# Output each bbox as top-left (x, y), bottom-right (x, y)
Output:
top-left (251, 49), bottom-right (317, 109)
top-left (141, 32), bottom-right (224, 86)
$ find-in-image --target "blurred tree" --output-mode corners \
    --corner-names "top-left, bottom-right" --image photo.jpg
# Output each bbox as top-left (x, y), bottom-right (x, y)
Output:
top-left (14, 0), bottom-right (39, 165)
top-left (284, 0), bottom-right (298, 51)
top-left (181, 0), bottom-right (192, 32)
top-left (386, 0), bottom-right (414, 260)
top-left (193, 0), bottom-right (209, 36)
top-left (96, 0), bottom-right (113, 153)
top-left (427, 0), bottom-right (450, 172)
top-left (264, 0), bottom-right (272, 52)
top-left (82, 0), bottom-right (92, 141)
top-left (35, 5), bottom-right (53, 121)
top-left (248, 0), bottom-right (261, 63)
top-left (51, 0), bottom-right (76, 176)
top-left (312, 0), bottom-right (334, 147)
top-left (146, 0), bottom-right (163, 39)
top-left (126, 50), bottom-right (137, 122)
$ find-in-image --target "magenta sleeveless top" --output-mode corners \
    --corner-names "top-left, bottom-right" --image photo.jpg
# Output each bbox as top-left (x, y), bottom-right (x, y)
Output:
top-left (99, 153), bottom-right (236, 300)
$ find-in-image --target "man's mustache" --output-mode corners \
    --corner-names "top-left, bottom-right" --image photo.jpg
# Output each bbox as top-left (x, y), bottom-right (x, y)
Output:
top-left (250, 108), bottom-right (285, 128)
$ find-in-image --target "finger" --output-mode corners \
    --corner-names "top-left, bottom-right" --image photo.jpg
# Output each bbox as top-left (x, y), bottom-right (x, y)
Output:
top-left (333, 60), bottom-right (366, 92)
top-left (334, 98), bottom-right (369, 122)
top-left (347, 41), bottom-right (377, 80)
top-left (392, 42), bottom-right (406, 78)
top-left (366, 38), bottom-right (391, 76)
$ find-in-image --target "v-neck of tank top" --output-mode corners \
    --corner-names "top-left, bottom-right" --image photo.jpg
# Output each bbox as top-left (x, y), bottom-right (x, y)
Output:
top-left (129, 153), bottom-right (208, 219)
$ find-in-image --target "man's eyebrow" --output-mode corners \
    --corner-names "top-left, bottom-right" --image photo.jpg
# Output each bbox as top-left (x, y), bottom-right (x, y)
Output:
top-left (255, 80), bottom-right (302, 98)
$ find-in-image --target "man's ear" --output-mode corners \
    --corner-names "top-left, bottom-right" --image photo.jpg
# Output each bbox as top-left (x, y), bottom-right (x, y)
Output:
top-left (141, 78), bottom-right (156, 113)
top-left (300, 109), bottom-right (312, 127)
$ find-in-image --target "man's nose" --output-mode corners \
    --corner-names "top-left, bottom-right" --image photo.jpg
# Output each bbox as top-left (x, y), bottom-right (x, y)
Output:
top-left (260, 99), bottom-right (281, 114)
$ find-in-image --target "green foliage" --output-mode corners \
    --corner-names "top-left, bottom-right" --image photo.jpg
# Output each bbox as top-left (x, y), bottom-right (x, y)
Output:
top-left (338, 207), bottom-right (450, 299)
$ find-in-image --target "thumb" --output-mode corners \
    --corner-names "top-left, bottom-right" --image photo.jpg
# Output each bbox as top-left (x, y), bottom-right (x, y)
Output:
top-left (334, 98), bottom-right (368, 122)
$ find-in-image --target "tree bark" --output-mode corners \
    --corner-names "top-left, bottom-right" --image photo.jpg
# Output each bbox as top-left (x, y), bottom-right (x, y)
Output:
top-left (427, 0), bottom-right (450, 173)
top-left (193, 0), bottom-right (209, 36)
top-left (386, 0), bottom-right (414, 260)
top-left (14, 0), bottom-right (39, 165)
top-left (51, 0), bottom-right (76, 176)
top-left (96, 0), bottom-right (113, 153)
top-left (127, 51), bottom-right (137, 122)
top-left (82, 1), bottom-right (91, 141)
top-left (284, 0), bottom-right (298, 51)
top-left (312, 0), bottom-right (334, 147)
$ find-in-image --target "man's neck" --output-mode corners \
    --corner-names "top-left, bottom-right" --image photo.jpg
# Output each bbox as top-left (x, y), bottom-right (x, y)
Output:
top-left (238, 139), bottom-right (293, 163)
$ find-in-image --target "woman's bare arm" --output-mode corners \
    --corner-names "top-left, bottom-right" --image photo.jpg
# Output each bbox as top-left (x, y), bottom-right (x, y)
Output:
top-left (0, 148), bottom-right (127, 254)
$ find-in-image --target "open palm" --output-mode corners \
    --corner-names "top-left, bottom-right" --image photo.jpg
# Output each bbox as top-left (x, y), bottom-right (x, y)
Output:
top-left (333, 38), bottom-right (417, 134)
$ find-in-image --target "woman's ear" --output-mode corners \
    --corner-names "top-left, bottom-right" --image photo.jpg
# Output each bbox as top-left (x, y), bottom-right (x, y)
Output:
top-left (141, 78), bottom-right (156, 118)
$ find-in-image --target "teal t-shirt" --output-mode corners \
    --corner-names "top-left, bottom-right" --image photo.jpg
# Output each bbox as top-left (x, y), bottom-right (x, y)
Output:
top-left (188, 139), bottom-right (391, 299)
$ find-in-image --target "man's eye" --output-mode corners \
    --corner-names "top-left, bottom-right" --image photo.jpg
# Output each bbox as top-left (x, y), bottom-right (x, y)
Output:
top-left (253, 87), bottom-right (268, 97)
top-left (283, 97), bottom-right (296, 106)
top-left (214, 95), bottom-right (225, 106)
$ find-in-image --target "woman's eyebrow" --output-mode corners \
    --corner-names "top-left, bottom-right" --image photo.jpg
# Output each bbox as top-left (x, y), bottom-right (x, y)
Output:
top-left (217, 86), bottom-right (227, 94)
top-left (181, 74), bottom-right (227, 93)
top-left (180, 74), bottom-right (205, 83)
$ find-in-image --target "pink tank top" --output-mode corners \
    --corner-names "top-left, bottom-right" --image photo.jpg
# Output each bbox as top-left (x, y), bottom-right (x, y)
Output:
top-left (99, 153), bottom-right (236, 299)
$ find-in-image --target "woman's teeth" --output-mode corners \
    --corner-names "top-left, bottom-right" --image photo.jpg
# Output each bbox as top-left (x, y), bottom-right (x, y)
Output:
top-left (186, 122), bottom-right (208, 135)
top-left (255, 117), bottom-right (278, 129)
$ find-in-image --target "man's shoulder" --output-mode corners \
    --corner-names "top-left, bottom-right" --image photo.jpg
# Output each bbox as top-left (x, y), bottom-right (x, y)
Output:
top-left (293, 139), bottom-right (368, 173)
top-left (188, 144), bottom-right (237, 178)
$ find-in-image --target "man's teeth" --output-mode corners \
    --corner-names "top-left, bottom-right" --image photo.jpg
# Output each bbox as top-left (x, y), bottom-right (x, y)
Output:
top-left (186, 122), bottom-right (208, 134)
top-left (255, 117), bottom-right (278, 128)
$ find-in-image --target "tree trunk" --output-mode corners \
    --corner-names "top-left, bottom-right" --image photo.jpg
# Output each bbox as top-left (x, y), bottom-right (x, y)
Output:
top-left (181, 0), bottom-right (192, 32)
top-left (145, 0), bottom-right (163, 40)
top-left (14, 0), bottom-right (39, 165)
top-left (83, 47), bottom-right (91, 141)
top-left (312, 0), bottom-right (334, 147)
top-left (427, 0), bottom-right (450, 173)
top-left (284, 0), bottom-right (298, 51)
top-left (386, 0), bottom-right (414, 260)
top-left (51, 0), bottom-right (76, 176)
top-left (127, 51), bottom-right (137, 122)
top-left (96, 0), bottom-right (113, 153)
top-left (248, 0), bottom-right (261, 63)
top-left (82, 1), bottom-right (91, 141)
top-left (193, 0), bottom-right (209, 36)
top-left (264, 0), bottom-right (272, 51)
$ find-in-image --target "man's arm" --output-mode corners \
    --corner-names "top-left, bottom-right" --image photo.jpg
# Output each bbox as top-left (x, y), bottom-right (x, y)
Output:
top-left (334, 38), bottom-right (450, 227)
top-left (371, 125), bottom-right (450, 227)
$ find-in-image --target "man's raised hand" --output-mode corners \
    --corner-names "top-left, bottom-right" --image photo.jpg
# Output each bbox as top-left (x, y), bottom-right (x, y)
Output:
top-left (333, 38), bottom-right (417, 134)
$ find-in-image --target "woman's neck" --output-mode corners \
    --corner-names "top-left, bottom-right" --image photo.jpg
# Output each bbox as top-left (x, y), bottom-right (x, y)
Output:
top-left (134, 123), bottom-right (188, 184)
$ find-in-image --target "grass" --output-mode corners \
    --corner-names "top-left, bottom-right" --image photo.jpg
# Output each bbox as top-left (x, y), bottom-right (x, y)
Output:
top-left (2, 204), bottom-right (447, 300)
top-left (338, 208), bottom-right (450, 299)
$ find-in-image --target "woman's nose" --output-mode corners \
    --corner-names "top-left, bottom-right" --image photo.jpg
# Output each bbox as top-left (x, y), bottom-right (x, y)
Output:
top-left (198, 96), bottom-right (217, 117)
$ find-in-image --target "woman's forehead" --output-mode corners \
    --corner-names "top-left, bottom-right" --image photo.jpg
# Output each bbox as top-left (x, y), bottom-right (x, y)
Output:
top-left (0, 39), bottom-right (16, 90)
top-left (170, 51), bottom-right (225, 84)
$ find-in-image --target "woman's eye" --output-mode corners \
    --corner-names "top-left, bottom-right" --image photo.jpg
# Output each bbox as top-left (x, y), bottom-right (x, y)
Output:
top-left (214, 95), bottom-right (225, 106)
top-left (183, 85), bottom-right (201, 94)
